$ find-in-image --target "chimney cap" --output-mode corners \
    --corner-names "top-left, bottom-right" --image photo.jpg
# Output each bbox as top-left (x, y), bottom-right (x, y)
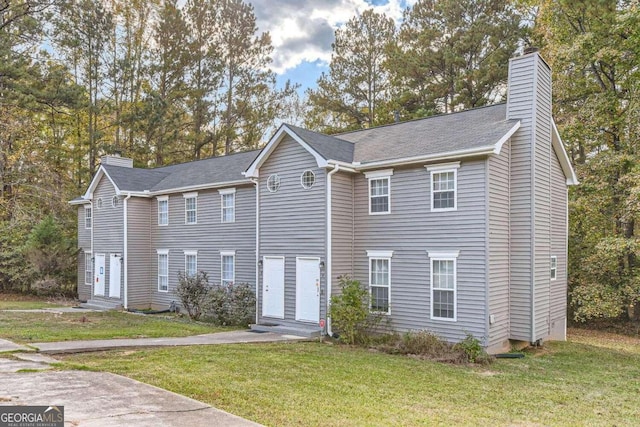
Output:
top-left (523, 46), bottom-right (539, 55)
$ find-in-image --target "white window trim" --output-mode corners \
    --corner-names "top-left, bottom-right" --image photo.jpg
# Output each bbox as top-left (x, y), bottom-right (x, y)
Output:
top-left (84, 205), bottom-right (92, 229)
top-left (184, 250), bottom-right (198, 276)
top-left (300, 170), bottom-right (316, 189)
top-left (221, 250), bottom-right (236, 286)
top-left (157, 196), bottom-right (169, 226)
top-left (426, 162), bottom-right (460, 213)
top-left (157, 249), bottom-right (169, 293)
top-left (183, 192), bottom-right (198, 225)
top-left (365, 169), bottom-right (393, 216)
top-left (84, 251), bottom-right (92, 285)
top-left (219, 189), bottom-right (236, 223)
top-left (266, 174), bottom-right (281, 193)
top-left (428, 250), bottom-right (459, 322)
top-left (550, 256), bottom-right (558, 281)
top-left (367, 250), bottom-right (393, 315)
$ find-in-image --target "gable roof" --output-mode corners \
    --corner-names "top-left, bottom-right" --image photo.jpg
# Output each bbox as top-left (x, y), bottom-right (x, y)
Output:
top-left (285, 125), bottom-right (354, 163)
top-left (79, 150), bottom-right (259, 201)
top-left (341, 104), bottom-right (518, 164)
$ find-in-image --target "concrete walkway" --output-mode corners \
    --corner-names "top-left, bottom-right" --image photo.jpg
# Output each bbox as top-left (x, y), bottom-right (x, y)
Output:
top-left (0, 338), bottom-right (29, 353)
top-left (0, 371), bottom-right (262, 426)
top-left (32, 330), bottom-right (307, 354)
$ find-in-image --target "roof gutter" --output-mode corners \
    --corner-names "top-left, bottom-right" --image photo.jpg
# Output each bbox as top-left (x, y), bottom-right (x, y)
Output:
top-left (115, 179), bottom-right (253, 198)
top-left (326, 163), bottom-right (340, 337)
top-left (344, 145), bottom-right (498, 171)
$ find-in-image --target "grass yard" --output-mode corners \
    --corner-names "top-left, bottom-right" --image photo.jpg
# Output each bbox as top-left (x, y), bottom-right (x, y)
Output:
top-left (0, 293), bottom-right (73, 310)
top-left (57, 328), bottom-right (640, 426)
top-left (0, 310), bottom-right (230, 343)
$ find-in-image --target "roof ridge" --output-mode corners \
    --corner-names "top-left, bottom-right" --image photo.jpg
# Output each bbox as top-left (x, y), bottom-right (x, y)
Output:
top-left (334, 102), bottom-right (508, 137)
top-left (153, 148), bottom-right (262, 171)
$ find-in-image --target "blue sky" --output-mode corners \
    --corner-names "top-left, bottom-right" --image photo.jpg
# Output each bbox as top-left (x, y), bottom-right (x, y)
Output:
top-left (251, 0), bottom-right (417, 95)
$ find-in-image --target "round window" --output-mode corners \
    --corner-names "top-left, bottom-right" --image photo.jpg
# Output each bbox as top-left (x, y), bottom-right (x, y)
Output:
top-left (301, 170), bottom-right (315, 189)
top-left (96, 198), bottom-right (103, 209)
top-left (112, 195), bottom-right (120, 208)
top-left (267, 174), bottom-right (281, 193)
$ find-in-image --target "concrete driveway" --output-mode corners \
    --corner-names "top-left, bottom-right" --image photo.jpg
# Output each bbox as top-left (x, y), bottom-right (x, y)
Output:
top-left (0, 370), bottom-right (262, 426)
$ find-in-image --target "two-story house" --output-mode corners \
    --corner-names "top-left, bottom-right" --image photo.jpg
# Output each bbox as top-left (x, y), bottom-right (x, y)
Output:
top-left (71, 51), bottom-right (577, 352)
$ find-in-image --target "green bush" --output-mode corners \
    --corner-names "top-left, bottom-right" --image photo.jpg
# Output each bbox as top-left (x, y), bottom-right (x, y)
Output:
top-left (454, 333), bottom-right (491, 364)
top-left (206, 283), bottom-right (256, 326)
top-left (329, 275), bottom-right (371, 344)
top-left (176, 271), bottom-right (210, 320)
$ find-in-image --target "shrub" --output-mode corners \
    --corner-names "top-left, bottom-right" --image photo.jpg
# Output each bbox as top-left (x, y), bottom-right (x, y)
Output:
top-left (206, 283), bottom-right (256, 326)
top-left (453, 333), bottom-right (491, 364)
top-left (176, 271), bottom-right (210, 320)
top-left (329, 275), bottom-right (371, 344)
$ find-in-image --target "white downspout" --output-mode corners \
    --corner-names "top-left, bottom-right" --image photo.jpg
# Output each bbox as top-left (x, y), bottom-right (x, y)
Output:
top-left (251, 177), bottom-right (259, 325)
top-left (123, 193), bottom-right (132, 310)
top-left (326, 164), bottom-right (340, 337)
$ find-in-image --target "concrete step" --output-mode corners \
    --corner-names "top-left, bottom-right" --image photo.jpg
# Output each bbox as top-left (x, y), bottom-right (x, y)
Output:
top-left (80, 300), bottom-right (123, 311)
top-left (250, 323), bottom-right (321, 338)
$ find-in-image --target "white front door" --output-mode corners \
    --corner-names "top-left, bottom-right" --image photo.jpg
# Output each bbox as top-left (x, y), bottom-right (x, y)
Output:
top-left (109, 253), bottom-right (121, 298)
top-left (94, 254), bottom-right (105, 296)
top-left (296, 257), bottom-right (320, 323)
top-left (262, 256), bottom-right (284, 319)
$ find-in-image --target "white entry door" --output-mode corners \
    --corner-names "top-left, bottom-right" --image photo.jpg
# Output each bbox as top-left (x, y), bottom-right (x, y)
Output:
top-left (109, 253), bottom-right (122, 298)
top-left (94, 254), bottom-right (105, 296)
top-left (262, 256), bottom-right (284, 319)
top-left (296, 257), bottom-right (320, 323)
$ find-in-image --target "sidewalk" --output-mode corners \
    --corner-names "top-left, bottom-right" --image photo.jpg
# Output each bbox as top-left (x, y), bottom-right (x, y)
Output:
top-left (31, 330), bottom-right (308, 354)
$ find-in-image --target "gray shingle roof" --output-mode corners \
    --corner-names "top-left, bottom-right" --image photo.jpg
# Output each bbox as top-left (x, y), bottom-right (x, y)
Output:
top-left (285, 124), bottom-right (354, 163)
top-left (102, 150), bottom-right (259, 193)
top-left (337, 103), bottom-right (517, 164)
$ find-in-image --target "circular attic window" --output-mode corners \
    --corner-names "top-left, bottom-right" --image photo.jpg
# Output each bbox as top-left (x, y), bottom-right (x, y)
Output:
top-left (267, 174), bottom-right (281, 193)
top-left (301, 170), bottom-right (315, 189)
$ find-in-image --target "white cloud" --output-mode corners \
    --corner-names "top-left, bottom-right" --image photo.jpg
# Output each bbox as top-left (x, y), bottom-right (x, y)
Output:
top-left (252, 0), bottom-right (417, 74)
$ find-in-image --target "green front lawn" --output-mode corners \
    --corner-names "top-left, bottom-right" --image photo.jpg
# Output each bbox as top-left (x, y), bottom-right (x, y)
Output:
top-left (0, 293), bottom-right (73, 310)
top-left (0, 311), bottom-right (230, 343)
top-left (58, 329), bottom-right (640, 426)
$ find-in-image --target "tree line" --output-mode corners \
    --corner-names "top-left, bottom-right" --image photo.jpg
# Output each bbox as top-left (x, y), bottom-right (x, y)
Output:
top-left (1, 0), bottom-right (639, 323)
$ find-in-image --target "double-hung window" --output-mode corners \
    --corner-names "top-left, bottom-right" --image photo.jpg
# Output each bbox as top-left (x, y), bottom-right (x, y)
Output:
top-left (84, 252), bottom-right (92, 285)
top-left (184, 192), bottom-right (197, 224)
top-left (158, 196), bottom-right (169, 226)
top-left (428, 251), bottom-right (459, 321)
top-left (365, 169), bottom-right (393, 215)
top-left (367, 250), bottom-right (393, 314)
top-left (221, 251), bottom-right (235, 287)
top-left (550, 256), bottom-right (557, 280)
top-left (426, 162), bottom-right (460, 212)
top-left (219, 188), bottom-right (236, 223)
top-left (184, 251), bottom-right (197, 277)
top-left (85, 206), bottom-right (92, 229)
top-left (157, 250), bottom-right (169, 292)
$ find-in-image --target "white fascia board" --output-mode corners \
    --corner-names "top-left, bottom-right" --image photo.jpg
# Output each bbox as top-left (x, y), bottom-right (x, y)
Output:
top-left (68, 198), bottom-right (90, 205)
top-left (83, 166), bottom-right (121, 199)
top-left (326, 160), bottom-right (357, 172)
top-left (149, 180), bottom-right (251, 196)
top-left (355, 146), bottom-right (496, 171)
top-left (244, 125), bottom-right (327, 177)
top-left (551, 120), bottom-right (579, 185)
top-left (493, 121), bottom-right (521, 155)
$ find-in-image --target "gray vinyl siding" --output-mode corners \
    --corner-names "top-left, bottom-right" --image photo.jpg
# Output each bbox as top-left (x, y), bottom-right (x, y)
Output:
top-left (533, 59), bottom-right (553, 340)
top-left (550, 150), bottom-right (568, 326)
top-left (487, 141), bottom-right (511, 349)
top-left (150, 184), bottom-right (256, 309)
top-left (507, 54), bottom-right (535, 341)
top-left (77, 205), bottom-right (92, 301)
top-left (258, 135), bottom-right (327, 324)
top-left (353, 160), bottom-right (487, 343)
top-left (127, 197), bottom-right (151, 308)
top-left (92, 178), bottom-right (124, 303)
top-left (331, 171), bottom-right (354, 287)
